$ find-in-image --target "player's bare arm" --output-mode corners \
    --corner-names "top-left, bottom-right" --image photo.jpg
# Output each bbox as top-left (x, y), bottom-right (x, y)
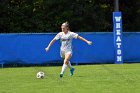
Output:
top-left (77, 36), bottom-right (92, 45)
top-left (45, 38), bottom-right (56, 52)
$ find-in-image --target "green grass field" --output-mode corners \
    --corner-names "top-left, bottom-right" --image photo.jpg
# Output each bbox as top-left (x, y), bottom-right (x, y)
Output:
top-left (0, 63), bottom-right (140, 93)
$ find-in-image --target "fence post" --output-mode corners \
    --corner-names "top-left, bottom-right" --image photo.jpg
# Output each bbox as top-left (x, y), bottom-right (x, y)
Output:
top-left (113, 12), bottom-right (123, 64)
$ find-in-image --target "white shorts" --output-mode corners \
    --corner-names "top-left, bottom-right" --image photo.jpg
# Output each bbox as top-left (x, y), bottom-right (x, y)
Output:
top-left (60, 50), bottom-right (72, 58)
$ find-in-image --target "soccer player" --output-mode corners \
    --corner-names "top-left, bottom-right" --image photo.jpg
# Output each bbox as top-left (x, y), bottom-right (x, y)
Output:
top-left (45, 22), bottom-right (92, 78)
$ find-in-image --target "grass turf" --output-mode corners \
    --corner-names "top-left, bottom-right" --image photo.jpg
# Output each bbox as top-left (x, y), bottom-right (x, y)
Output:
top-left (0, 63), bottom-right (140, 93)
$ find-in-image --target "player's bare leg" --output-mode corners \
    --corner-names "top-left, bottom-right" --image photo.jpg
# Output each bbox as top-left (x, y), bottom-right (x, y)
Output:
top-left (67, 61), bottom-right (75, 76)
top-left (60, 52), bottom-right (71, 78)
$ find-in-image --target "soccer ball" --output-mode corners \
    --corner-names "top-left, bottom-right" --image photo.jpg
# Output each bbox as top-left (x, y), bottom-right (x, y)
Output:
top-left (36, 71), bottom-right (45, 79)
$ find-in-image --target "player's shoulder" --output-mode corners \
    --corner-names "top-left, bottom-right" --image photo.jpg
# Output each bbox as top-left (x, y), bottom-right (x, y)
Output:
top-left (69, 31), bottom-right (78, 35)
top-left (69, 31), bottom-right (76, 34)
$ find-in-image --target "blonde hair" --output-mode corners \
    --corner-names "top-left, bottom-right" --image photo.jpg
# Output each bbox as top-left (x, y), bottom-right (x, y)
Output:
top-left (62, 21), bottom-right (69, 28)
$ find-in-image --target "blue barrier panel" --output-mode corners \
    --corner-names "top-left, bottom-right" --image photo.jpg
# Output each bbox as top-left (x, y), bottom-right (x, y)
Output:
top-left (72, 33), bottom-right (114, 64)
top-left (123, 32), bottom-right (140, 63)
top-left (0, 32), bottom-right (140, 65)
top-left (0, 33), bottom-right (61, 65)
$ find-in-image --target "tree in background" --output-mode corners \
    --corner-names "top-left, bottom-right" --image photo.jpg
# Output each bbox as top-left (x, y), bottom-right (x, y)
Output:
top-left (0, 0), bottom-right (140, 33)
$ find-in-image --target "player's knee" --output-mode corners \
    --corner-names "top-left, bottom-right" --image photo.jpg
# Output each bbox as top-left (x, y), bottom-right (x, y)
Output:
top-left (64, 59), bottom-right (69, 64)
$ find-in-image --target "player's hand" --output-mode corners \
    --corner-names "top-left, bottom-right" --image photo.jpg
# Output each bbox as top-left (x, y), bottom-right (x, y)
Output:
top-left (87, 41), bottom-right (92, 45)
top-left (45, 47), bottom-right (50, 52)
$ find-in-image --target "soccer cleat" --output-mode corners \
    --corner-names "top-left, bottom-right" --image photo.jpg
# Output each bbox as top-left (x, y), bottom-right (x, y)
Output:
top-left (60, 74), bottom-right (63, 78)
top-left (70, 68), bottom-right (75, 76)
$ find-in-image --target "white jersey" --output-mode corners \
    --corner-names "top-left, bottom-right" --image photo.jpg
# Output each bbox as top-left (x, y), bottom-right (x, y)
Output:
top-left (54, 31), bottom-right (78, 52)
